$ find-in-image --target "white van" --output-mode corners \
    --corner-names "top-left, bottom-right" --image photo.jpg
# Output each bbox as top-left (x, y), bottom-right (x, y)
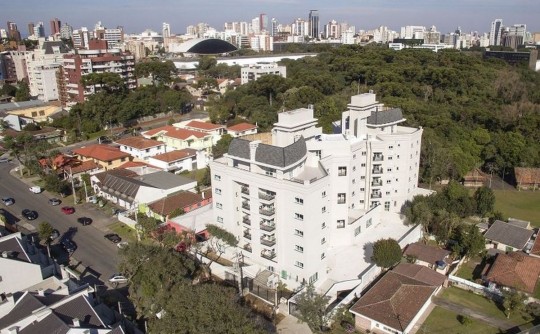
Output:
top-left (29, 186), bottom-right (43, 194)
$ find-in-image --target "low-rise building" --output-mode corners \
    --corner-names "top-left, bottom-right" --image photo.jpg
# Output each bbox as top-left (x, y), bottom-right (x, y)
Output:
top-left (226, 122), bottom-right (258, 137)
top-left (240, 62), bottom-right (286, 84)
top-left (403, 242), bottom-right (452, 274)
top-left (115, 136), bottom-right (166, 160)
top-left (483, 252), bottom-right (540, 294)
top-left (142, 190), bottom-right (212, 221)
top-left (147, 148), bottom-right (206, 172)
top-left (141, 125), bottom-right (214, 153)
top-left (514, 167), bottom-right (540, 190)
top-left (484, 220), bottom-right (534, 252)
top-left (73, 144), bottom-right (132, 170)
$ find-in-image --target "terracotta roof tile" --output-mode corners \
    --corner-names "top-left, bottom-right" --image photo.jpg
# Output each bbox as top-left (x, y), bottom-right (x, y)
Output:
top-left (227, 122), bottom-right (258, 132)
top-left (485, 252), bottom-right (540, 293)
top-left (403, 242), bottom-right (450, 266)
top-left (148, 191), bottom-right (205, 216)
top-left (350, 271), bottom-right (437, 332)
top-left (392, 263), bottom-right (446, 286)
top-left (116, 161), bottom-right (157, 169)
top-left (142, 125), bottom-right (209, 140)
top-left (184, 120), bottom-right (225, 131)
top-left (73, 144), bottom-right (130, 162)
top-left (151, 149), bottom-right (197, 163)
top-left (515, 167), bottom-right (540, 185)
top-left (66, 160), bottom-right (101, 174)
top-left (115, 136), bottom-right (163, 149)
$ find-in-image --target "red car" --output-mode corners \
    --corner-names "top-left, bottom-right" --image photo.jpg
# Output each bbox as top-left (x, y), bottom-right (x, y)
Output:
top-left (61, 206), bottom-right (75, 215)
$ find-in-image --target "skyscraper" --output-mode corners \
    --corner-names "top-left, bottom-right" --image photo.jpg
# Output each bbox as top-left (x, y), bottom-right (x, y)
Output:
top-left (34, 22), bottom-right (45, 38)
top-left (270, 18), bottom-right (278, 37)
top-left (60, 22), bottom-right (73, 39)
top-left (50, 18), bottom-right (61, 35)
top-left (490, 19), bottom-right (503, 46)
top-left (259, 14), bottom-right (268, 32)
top-left (7, 22), bottom-right (21, 41)
top-left (28, 22), bottom-right (35, 36)
top-left (308, 9), bottom-right (319, 39)
top-left (162, 22), bottom-right (171, 52)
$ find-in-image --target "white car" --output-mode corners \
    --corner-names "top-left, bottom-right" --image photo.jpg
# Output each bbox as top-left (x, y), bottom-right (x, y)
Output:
top-left (117, 241), bottom-right (129, 249)
top-left (109, 274), bottom-right (128, 284)
top-left (29, 186), bottom-right (43, 194)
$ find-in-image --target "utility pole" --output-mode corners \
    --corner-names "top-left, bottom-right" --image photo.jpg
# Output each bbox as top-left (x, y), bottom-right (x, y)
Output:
top-left (83, 180), bottom-right (88, 202)
top-left (70, 167), bottom-right (77, 204)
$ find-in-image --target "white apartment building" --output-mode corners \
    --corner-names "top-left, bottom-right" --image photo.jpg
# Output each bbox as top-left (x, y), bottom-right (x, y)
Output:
top-left (210, 92), bottom-right (423, 289)
top-left (240, 62), bottom-right (286, 84)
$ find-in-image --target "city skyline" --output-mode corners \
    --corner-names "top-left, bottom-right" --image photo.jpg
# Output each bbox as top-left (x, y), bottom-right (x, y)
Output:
top-left (2, 0), bottom-right (540, 36)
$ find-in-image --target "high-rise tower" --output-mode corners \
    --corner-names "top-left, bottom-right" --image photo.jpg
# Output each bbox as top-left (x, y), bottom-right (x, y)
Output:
top-left (308, 9), bottom-right (319, 39)
top-left (489, 19), bottom-right (503, 46)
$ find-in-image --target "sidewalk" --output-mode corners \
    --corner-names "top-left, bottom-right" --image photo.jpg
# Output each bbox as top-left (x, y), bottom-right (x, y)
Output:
top-left (276, 303), bottom-right (312, 334)
top-left (432, 296), bottom-right (512, 330)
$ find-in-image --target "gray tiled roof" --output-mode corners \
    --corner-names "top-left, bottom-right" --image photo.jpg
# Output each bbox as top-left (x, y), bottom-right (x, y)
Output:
top-left (0, 100), bottom-right (49, 113)
top-left (41, 41), bottom-right (70, 55)
top-left (0, 293), bottom-right (44, 329)
top-left (100, 173), bottom-right (149, 201)
top-left (53, 295), bottom-right (104, 328)
top-left (484, 220), bottom-right (534, 249)
top-left (228, 137), bottom-right (307, 168)
top-left (134, 171), bottom-right (195, 190)
top-left (19, 313), bottom-right (69, 334)
top-left (367, 108), bottom-right (404, 125)
top-left (0, 236), bottom-right (30, 262)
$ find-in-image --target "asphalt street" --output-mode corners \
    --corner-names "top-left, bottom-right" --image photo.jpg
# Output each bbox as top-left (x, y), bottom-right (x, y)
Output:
top-left (0, 161), bottom-right (119, 282)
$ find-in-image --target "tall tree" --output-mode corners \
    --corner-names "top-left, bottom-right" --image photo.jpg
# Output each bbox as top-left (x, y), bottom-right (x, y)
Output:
top-left (212, 134), bottom-right (233, 158)
top-left (294, 283), bottom-right (332, 333)
top-left (14, 80), bottom-right (30, 101)
top-left (371, 238), bottom-right (402, 269)
top-left (474, 186), bottom-right (495, 217)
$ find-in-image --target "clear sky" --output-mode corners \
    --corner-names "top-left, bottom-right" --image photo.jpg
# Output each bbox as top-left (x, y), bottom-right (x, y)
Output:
top-left (2, 0), bottom-right (539, 35)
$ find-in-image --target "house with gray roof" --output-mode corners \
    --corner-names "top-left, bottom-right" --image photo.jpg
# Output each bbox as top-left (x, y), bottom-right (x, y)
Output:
top-left (484, 220), bottom-right (534, 252)
top-left (91, 169), bottom-right (197, 210)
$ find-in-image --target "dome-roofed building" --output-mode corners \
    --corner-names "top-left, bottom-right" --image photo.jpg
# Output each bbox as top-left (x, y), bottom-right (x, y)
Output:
top-left (174, 38), bottom-right (238, 56)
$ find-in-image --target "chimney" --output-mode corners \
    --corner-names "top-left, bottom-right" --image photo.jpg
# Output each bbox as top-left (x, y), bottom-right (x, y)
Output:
top-left (202, 191), bottom-right (205, 199)
top-left (6, 293), bottom-right (15, 305)
top-left (72, 318), bottom-right (81, 327)
top-left (59, 265), bottom-right (69, 280)
top-left (7, 326), bottom-right (19, 334)
top-left (37, 289), bottom-right (45, 297)
top-left (249, 140), bottom-right (260, 161)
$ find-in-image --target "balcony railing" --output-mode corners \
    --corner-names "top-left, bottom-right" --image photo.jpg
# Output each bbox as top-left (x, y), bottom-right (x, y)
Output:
top-left (243, 244), bottom-right (252, 252)
top-left (372, 168), bottom-right (383, 174)
top-left (241, 186), bottom-right (250, 195)
top-left (258, 192), bottom-right (275, 201)
top-left (259, 207), bottom-right (275, 216)
top-left (260, 236), bottom-right (276, 247)
top-left (260, 221), bottom-right (276, 232)
top-left (242, 216), bottom-right (251, 225)
top-left (261, 250), bottom-right (276, 260)
top-left (373, 154), bottom-right (384, 161)
top-left (243, 232), bottom-right (252, 240)
top-left (371, 193), bottom-right (382, 199)
top-left (242, 202), bottom-right (250, 210)
top-left (372, 180), bottom-right (383, 186)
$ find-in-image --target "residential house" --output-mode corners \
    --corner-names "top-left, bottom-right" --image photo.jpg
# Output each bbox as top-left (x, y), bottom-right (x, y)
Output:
top-left (141, 125), bottom-right (214, 153)
top-left (0, 233), bottom-right (56, 294)
top-left (462, 168), bottom-right (488, 188)
top-left (514, 167), bottom-right (540, 190)
top-left (115, 136), bottom-right (166, 161)
top-left (117, 161), bottom-right (162, 174)
top-left (91, 169), bottom-right (197, 210)
top-left (0, 100), bottom-right (63, 124)
top-left (483, 252), bottom-right (540, 294)
top-left (73, 144), bottom-right (132, 170)
top-left (484, 220), bottom-right (534, 252)
top-left (176, 119), bottom-right (225, 146)
top-left (403, 242), bottom-right (452, 274)
top-left (226, 122), bottom-right (258, 138)
top-left (147, 148), bottom-right (206, 172)
top-left (350, 263), bottom-right (445, 334)
top-left (142, 190), bottom-right (212, 222)
top-left (0, 126), bottom-right (64, 144)
top-left (63, 160), bottom-right (102, 180)
top-left (165, 202), bottom-right (214, 240)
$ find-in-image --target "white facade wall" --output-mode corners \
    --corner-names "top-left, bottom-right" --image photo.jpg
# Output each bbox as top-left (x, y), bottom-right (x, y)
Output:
top-left (0, 258), bottom-right (43, 294)
top-left (240, 62), bottom-right (286, 84)
top-left (119, 144), bottom-right (165, 160)
top-left (148, 151), bottom-right (206, 172)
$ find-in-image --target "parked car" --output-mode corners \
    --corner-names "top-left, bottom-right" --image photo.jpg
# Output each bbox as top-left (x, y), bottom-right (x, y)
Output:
top-left (49, 198), bottom-right (61, 206)
top-left (0, 158), bottom-right (10, 163)
top-left (62, 239), bottom-right (76, 254)
top-left (117, 241), bottom-right (129, 249)
top-left (22, 209), bottom-right (38, 220)
top-left (108, 274), bottom-right (128, 284)
top-left (77, 217), bottom-right (92, 226)
top-left (29, 186), bottom-right (42, 194)
top-left (104, 233), bottom-right (121, 243)
top-left (1, 197), bottom-right (14, 206)
top-left (61, 206), bottom-right (75, 215)
top-left (49, 229), bottom-right (60, 241)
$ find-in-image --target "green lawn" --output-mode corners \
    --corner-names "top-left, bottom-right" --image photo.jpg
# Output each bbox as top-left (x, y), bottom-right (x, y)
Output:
top-left (441, 287), bottom-right (531, 325)
top-left (419, 306), bottom-right (499, 334)
top-left (455, 257), bottom-right (482, 282)
top-left (494, 190), bottom-right (540, 227)
top-left (108, 221), bottom-right (138, 242)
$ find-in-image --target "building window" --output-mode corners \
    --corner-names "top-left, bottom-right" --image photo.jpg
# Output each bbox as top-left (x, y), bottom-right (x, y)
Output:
top-left (338, 166), bottom-right (347, 176)
top-left (352, 191), bottom-right (355, 196)
top-left (322, 191), bottom-right (327, 198)
top-left (387, 168), bottom-right (392, 172)
top-left (361, 163), bottom-right (366, 167)
top-left (352, 166), bottom-right (356, 171)
top-left (214, 174), bottom-right (221, 181)
top-left (353, 154), bottom-right (356, 159)
top-left (354, 226), bottom-right (361, 236)
top-left (314, 150), bottom-right (321, 158)
top-left (295, 213), bottom-right (304, 221)
top-left (321, 206), bottom-right (326, 213)
top-left (295, 245), bottom-right (304, 253)
top-left (361, 176), bottom-right (365, 180)
top-left (386, 191), bottom-right (390, 195)
top-left (360, 188), bottom-right (365, 192)
top-left (352, 179), bottom-right (356, 184)
top-left (295, 229), bottom-right (304, 237)
top-left (366, 218), bottom-right (372, 228)
top-left (388, 156), bottom-right (393, 160)
top-left (215, 188), bottom-right (222, 195)
top-left (387, 179), bottom-right (391, 184)
top-left (321, 222), bottom-right (326, 229)
top-left (217, 216), bottom-right (223, 223)
top-left (295, 261), bottom-right (304, 269)
top-left (361, 151), bottom-right (366, 156)
top-left (216, 203), bottom-right (223, 209)
top-left (309, 272), bottom-right (319, 284)
top-left (360, 200), bottom-right (365, 204)
top-left (384, 201), bottom-right (390, 211)
top-left (389, 145), bottom-right (393, 149)
top-left (321, 237), bottom-right (326, 244)
top-left (295, 197), bottom-right (304, 205)
top-left (265, 168), bottom-right (276, 176)
top-left (337, 193), bottom-right (346, 204)
top-left (321, 253), bottom-right (326, 259)
top-left (337, 220), bottom-right (345, 228)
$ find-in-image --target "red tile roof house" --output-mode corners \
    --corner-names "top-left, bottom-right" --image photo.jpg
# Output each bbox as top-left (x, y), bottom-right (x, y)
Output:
top-left (350, 263), bottom-right (445, 334)
top-left (141, 125), bottom-right (214, 153)
top-left (142, 190), bottom-right (212, 222)
top-left (114, 136), bottom-right (166, 160)
top-left (403, 242), bottom-right (452, 274)
top-left (73, 144), bottom-right (132, 171)
top-left (179, 120), bottom-right (226, 136)
top-left (483, 252), bottom-right (540, 294)
top-left (147, 148), bottom-right (207, 172)
top-left (226, 122), bottom-right (258, 138)
top-left (514, 167), bottom-right (540, 190)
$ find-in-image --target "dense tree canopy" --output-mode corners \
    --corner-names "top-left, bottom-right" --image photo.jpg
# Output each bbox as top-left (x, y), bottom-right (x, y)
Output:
top-left (371, 238), bottom-right (402, 268)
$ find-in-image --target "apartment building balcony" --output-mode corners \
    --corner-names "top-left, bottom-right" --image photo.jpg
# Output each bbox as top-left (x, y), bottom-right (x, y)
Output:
top-left (243, 244), bottom-right (252, 253)
top-left (241, 201), bottom-right (250, 210)
top-left (372, 167), bottom-right (383, 174)
top-left (260, 235), bottom-right (276, 247)
top-left (243, 230), bottom-right (251, 240)
top-left (373, 154), bottom-right (384, 162)
top-left (371, 193), bottom-right (382, 199)
top-left (258, 192), bottom-right (275, 201)
top-left (242, 215), bottom-right (251, 225)
top-left (261, 250), bottom-right (276, 260)
top-left (259, 207), bottom-right (275, 216)
top-left (372, 179), bottom-right (383, 187)
top-left (260, 220), bottom-right (275, 232)
top-left (241, 186), bottom-right (250, 195)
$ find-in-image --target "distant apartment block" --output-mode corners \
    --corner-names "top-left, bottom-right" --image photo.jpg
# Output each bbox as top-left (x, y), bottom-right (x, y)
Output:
top-left (240, 62), bottom-right (286, 84)
top-left (210, 92), bottom-right (423, 289)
